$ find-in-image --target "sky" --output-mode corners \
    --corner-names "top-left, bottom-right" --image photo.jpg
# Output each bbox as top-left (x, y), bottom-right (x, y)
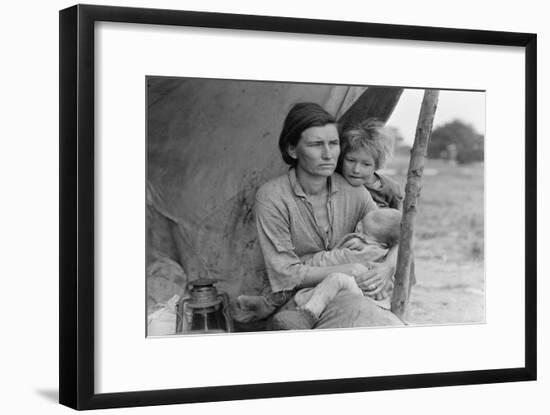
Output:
top-left (387, 89), bottom-right (486, 145)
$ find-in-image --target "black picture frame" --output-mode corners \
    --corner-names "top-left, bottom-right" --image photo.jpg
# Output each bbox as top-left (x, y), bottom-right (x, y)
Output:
top-left (59, 4), bottom-right (537, 410)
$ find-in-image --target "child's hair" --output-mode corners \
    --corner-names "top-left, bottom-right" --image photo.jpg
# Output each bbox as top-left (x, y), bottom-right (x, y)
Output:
top-left (337, 118), bottom-right (394, 171)
top-left (363, 208), bottom-right (402, 247)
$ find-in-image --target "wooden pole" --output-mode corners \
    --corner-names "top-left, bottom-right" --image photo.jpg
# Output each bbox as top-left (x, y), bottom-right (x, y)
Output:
top-left (391, 89), bottom-right (439, 320)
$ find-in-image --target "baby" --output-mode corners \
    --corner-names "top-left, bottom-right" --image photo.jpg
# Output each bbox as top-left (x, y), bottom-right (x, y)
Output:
top-left (304, 207), bottom-right (401, 270)
top-left (282, 208), bottom-right (402, 328)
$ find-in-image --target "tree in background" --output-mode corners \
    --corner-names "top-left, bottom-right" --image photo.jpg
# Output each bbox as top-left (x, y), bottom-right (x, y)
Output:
top-left (427, 120), bottom-right (484, 164)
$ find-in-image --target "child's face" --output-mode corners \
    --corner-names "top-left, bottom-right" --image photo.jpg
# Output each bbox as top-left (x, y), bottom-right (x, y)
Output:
top-left (342, 147), bottom-right (376, 186)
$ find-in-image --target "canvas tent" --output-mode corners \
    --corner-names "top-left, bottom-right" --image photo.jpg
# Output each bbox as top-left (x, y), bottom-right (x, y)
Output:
top-left (146, 77), bottom-right (403, 317)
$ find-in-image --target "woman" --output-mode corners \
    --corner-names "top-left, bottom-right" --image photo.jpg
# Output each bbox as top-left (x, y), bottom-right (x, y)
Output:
top-left (254, 103), bottom-right (402, 329)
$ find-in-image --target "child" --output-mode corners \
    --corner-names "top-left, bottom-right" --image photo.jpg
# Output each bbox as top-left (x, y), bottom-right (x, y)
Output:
top-left (335, 118), bottom-right (407, 298)
top-left (338, 118), bottom-right (403, 210)
top-left (338, 117), bottom-right (416, 304)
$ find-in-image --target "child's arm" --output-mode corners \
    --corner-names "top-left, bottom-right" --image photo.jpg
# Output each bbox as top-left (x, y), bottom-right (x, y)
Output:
top-left (384, 174), bottom-right (404, 211)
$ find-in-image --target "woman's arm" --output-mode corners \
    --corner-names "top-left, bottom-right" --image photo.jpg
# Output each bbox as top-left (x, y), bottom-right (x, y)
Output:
top-left (298, 262), bottom-right (370, 288)
top-left (255, 198), bottom-right (369, 291)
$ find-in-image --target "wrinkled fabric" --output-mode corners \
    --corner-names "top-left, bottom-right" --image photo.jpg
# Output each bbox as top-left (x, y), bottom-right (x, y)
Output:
top-left (146, 78), bottom-right (403, 315)
top-left (315, 291), bottom-right (403, 328)
top-left (231, 289), bottom-right (296, 324)
top-left (146, 256), bottom-right (187, 311)
top-left (269, 290), bottom-right (403, 330)
top-left (366, 172), bottom-right (404, 210)
top-left (147, 78), bottom-right (367, 301)
top-left (306, 232), bottom-right (388, 268)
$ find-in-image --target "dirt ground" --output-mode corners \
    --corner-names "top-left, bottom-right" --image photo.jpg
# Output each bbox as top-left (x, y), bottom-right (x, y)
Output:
top-left (385, 156), bottom-right (485, 325)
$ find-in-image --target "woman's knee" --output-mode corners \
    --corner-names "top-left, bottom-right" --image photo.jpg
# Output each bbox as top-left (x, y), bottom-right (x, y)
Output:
top-left (316, 291), bottom-right (403, 328)
top-left (267, 309), bottom-right (315, 331)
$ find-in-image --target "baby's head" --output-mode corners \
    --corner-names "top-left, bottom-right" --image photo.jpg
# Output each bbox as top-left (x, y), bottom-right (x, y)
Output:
top-left (337, 118), bottom-right (394, 186)
top-left (363, 208), bottom-right (402, 247)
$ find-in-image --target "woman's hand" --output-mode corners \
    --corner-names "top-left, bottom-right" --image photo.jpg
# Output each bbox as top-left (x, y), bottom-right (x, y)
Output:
top-left (354, 263), bottom-right (394, 297)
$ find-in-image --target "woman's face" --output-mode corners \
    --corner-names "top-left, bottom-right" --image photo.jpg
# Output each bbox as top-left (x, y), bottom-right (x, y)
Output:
top-left (288, 124), bottom-right (340, 178)
top-left (342, 147), bottom-right (377, 186)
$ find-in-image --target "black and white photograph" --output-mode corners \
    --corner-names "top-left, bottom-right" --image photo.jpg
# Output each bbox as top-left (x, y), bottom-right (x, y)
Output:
top-left (1, 0), bottom-right (543, 413)
top-left (146, 77), bottom-right (486, 336)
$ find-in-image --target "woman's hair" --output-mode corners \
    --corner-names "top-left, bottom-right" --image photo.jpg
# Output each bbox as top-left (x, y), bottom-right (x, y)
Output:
top-left (337, 118), bottom-right (394, 170)
top-left (278, 103), bottom-right (337, 166)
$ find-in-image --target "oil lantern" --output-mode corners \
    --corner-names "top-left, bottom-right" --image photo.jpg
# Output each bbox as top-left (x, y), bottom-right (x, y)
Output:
top-left (176, 278), bottom-right (234, 334)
